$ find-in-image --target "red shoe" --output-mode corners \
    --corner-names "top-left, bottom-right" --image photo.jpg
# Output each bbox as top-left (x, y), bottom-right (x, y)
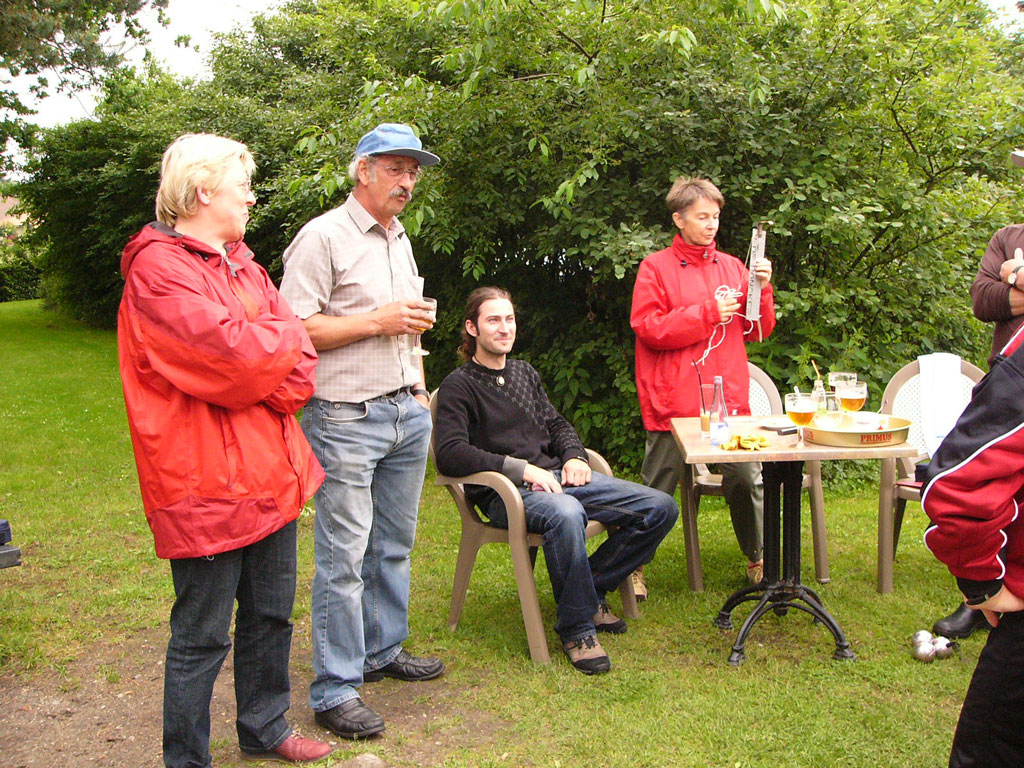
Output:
top-left (242, 732), bottom-right (333, 763)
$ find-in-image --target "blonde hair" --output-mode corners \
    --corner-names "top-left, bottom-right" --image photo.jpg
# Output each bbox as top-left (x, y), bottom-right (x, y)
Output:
top-left (155, 133), bottom-right (255, 226)
top-left (666, 176), bottom-right (724, 215)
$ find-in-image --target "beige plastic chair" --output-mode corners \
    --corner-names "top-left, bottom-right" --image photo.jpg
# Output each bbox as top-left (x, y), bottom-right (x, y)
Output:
top-left (429, 392), bottom-right (639, 665)
top-left (875, 357), bottom-right (983, 593)
top-left (681, 362), bottom-right (828, 591)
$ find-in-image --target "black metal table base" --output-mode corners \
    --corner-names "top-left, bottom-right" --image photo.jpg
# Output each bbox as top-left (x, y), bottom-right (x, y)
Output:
top-left (714, 459), bottom-right (855, 665)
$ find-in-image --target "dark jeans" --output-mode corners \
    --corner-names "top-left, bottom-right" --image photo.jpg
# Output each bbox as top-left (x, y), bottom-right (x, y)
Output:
top-left (950, 609), bottom-right (1024, 768)
top-left (163, 522), bottom-right (297, 768)
top-left (484, 472), bottom-right (678, 642)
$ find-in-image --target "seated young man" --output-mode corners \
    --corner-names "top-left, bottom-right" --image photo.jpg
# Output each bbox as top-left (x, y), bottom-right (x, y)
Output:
top-left (433, 287), bottom-right (678, 674)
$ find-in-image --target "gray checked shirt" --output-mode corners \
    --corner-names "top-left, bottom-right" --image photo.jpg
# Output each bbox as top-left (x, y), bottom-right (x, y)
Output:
top-left (280, 194), bottom-right (423, 403)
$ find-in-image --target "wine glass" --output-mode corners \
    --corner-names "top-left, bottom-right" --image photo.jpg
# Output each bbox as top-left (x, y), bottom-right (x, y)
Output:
top-left (785, 392), bottom-right (816, 447)
top-left (406, 297), bottom-right (437, 357)
top-left (836, 380), bottom-right (868, 425)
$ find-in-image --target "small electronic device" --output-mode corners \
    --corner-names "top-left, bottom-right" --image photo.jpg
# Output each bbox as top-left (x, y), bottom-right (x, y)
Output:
top-left (762, 424), bottom-right (798, 435)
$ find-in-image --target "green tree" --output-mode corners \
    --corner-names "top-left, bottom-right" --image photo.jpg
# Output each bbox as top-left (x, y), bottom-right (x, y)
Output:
top-left (17, 0), bottom-right (1024, 470)
top-left (1, 0), bottom-right (167, 169)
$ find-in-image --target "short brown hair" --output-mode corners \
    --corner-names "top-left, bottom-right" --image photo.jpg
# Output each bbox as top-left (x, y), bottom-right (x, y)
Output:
top-left (666, 176), bottom-right (724, 215)
top-left (460, 286), bottom-right (513, 360)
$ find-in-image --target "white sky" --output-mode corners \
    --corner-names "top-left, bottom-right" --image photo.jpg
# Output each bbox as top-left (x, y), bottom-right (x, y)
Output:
top-left (10, 0), bottom-right (1024, 130)
top-left (14, 0), bottom-right (282, 129)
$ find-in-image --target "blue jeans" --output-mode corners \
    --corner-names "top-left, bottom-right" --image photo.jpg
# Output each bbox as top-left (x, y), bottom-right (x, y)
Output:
top-left (163, 521), bottom-right (296, 768)
top-left (483, 472), bottom-right (678, 642)
top-left (302, 392), bottom-right (432, 712)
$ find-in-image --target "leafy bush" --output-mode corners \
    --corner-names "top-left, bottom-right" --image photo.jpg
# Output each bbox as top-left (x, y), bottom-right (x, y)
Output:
top-left (0, 224), bottom-right (41, 302)
top-left (16, 0), bottom-right (1024, 472)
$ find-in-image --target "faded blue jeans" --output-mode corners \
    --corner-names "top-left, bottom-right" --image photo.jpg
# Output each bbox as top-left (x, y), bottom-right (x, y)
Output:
top-left (163, 521), bottom-right (296, 768)
top-left (302, 392), bottom-right (432, 712)
top-left (482, 471), bottom-right (678, 643)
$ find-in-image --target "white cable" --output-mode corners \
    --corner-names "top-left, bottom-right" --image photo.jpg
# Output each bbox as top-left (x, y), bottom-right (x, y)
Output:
top-left (694, 284), bottom-right (766, 367)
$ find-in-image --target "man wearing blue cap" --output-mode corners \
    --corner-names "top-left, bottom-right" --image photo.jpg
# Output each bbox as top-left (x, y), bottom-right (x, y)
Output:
top-left (280, 123), bottom-right (443, 739)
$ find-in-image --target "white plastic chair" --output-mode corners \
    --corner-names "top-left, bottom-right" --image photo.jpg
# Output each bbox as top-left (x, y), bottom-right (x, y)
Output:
top-left (875, 357), bottom-right (983, 593)
top-left (681, 362), bottom-right (828, 591)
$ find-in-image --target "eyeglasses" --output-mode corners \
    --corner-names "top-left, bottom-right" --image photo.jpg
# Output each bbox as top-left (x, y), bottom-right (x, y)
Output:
top-left (369, 159), bottom-right (422, 182)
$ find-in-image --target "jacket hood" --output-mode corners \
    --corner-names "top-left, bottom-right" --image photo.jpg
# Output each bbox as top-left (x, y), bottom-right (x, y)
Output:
top-left (120, 222), bottom-right (250, 278)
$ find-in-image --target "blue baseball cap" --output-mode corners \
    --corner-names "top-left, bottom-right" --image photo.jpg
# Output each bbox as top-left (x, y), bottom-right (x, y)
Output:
top-left (355, 123), bottom-right (440, 167)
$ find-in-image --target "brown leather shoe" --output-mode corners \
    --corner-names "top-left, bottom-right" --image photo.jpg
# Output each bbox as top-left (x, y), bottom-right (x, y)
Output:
top-left (241, 732), bottom-right (333, 763)
top-left (562, 634), bottom-right (611, 675)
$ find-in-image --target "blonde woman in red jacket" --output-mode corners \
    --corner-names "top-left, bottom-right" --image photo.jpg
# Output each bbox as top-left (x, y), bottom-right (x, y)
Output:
top-left (118, 134), bottom-right (330, 766)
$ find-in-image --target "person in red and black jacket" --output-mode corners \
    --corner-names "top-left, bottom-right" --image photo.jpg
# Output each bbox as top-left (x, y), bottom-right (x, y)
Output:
top-left (931, 158), bottom-right (1024, 642)
top-left (922, 323), bottom-right (1024, 768)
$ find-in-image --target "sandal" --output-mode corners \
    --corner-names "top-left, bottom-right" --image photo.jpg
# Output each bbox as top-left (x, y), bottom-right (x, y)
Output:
top-left (746, 560), bottom-right (765, 584)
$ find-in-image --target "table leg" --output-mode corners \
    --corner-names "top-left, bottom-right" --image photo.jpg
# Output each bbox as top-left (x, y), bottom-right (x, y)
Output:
top-left (714, 460), bottom-right (855, 665)
top-left (681, 463), bottom-right (705, 592)
top-left (877, 457), bottom-right (896, 594)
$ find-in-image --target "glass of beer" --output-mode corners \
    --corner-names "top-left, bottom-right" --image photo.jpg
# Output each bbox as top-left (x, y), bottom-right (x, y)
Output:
top-left (785, 392), bottom-right (816, 447)
top-left (407, 297), bottom-right (437, 357)
top-left (836, 380), bottom-right (868, 425)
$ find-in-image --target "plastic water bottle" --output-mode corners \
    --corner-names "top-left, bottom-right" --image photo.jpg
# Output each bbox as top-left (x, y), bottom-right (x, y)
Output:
top-left (710, 376), bottom-right (731, 447)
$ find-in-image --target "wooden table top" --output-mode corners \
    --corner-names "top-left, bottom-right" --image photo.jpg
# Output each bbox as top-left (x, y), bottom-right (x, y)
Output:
top-left (670, 416), bottom-right (922, 464)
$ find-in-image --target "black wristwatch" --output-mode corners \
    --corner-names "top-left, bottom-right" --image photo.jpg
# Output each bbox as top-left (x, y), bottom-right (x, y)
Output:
top-left (1009, 265), bottom-right (1024, 286)
top-left (411, 388), bottom-right (430, 398)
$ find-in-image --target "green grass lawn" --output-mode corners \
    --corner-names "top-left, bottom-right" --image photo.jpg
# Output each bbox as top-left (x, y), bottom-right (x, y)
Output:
top-left (0, 299), bottom-right (975, 767)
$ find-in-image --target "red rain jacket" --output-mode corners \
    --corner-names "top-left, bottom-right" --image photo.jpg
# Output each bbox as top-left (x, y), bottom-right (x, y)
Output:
top-left (117, 222), bottom-right (324, 559)
top-left (631, 235), bottom-right (776, 432)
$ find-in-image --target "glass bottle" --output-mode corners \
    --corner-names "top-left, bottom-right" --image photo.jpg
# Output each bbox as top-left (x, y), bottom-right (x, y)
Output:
top-left (812, 378), bottom-right (827, 414)
top-left (710, 376), bottom-right (731, 447)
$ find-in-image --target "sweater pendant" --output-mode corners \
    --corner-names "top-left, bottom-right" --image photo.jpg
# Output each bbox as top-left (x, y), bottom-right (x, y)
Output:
top-left (496, 376), bottom-right (505, 386)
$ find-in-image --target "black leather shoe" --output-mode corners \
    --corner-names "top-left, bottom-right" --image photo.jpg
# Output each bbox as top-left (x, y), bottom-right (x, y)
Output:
top-left (314, 698), bottom-right (385, 740)
top-left (932, 603), bottom-right (991, 639)
top-left (363, 649), bottom-right (445, 682)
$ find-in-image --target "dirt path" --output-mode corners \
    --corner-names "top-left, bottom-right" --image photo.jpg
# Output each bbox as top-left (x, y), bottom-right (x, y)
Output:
top-left (0, 627), bottom-right (506, 768)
